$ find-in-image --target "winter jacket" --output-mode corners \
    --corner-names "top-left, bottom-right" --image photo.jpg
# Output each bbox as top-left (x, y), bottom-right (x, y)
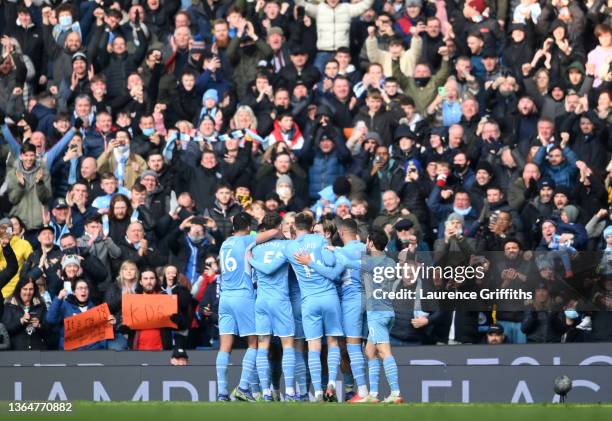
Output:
top-left (393, 58), bottom-right (450, 114)
top-left (521, 306), bottom-right (563, 343)
top-left (45, 295), bottom-right (107, 350)
top-left (532, 146), bottom-right (578, 189)
top-left (96, 29), bottom-right (148, 99)
top-left (7, 160), bottom-right (52, 230)
top-left (365, 33), bottom-right (422, 78)
top-left (226, 37), bottom-right (273, 100)
top-left (297, 0), bottom-right (374, 51)
top-left (2, 297), bottom-right (47, 350)
top-left (0, 243), bottom-right (19, 319)
top-left (96, 150), bottom-right (147, 190)
top-left (203, 201), bottom-right (242, 242)
top-left (168, 228), bottom-right (219, 281)
top-left (0, 238), bottom-right (32, 301)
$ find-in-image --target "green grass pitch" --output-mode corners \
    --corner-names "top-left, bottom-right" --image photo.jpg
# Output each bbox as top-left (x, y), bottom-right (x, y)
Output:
top-left (3, 402), bottom-right (612, 421)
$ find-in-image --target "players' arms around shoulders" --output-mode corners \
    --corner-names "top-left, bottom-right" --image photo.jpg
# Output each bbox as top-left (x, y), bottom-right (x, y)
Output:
top-left (248, 245), bottom-right (288, 275)
top-left (294, 245), bottom-right (343, 282)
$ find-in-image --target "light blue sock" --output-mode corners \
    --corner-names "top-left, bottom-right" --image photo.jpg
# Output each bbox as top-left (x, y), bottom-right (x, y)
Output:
top-left (216, 351), bottom-right (230, 395)
top-left (327, 345), bottom-right (341, 386)
top-left (347, 343), bottom-right (366, 388)
top-left (308, 350), bottom-right (322, 393)
top-left (295, 350), bottom-right (308, 395)
top-left (368, 358), bottom-right (381, 396)
top-left (282, 347), bottom-right (296, 393)
top-left (239, 348), bottom-right (257, 390)
top-left (256, 348), bottom-right (270, 393)
top-left (383, 356), bottom-right (400, 394)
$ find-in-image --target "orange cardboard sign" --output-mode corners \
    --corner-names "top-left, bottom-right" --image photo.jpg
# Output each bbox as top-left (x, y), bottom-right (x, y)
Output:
top-left (122, 294), bottom-right (178, 330)
top-left (63, 303), bottom-right (114, 350)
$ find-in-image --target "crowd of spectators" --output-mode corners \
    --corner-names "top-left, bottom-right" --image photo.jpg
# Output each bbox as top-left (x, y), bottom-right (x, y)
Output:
top-left (0, 0), bottom-right (611, 352)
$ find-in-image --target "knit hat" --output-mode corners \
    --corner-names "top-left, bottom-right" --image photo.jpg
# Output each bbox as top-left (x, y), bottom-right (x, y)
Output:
top-left (203, 89), bottom-right (218, 103)
top-left (0, 218), bottom-right (11, 226)
top-left (276, 174), bottom-right (293, 189)
top-left (334, 196), bottom-right (352, 209)
top-left (467, 0), bottom-right (486, 14)
top-left (190, 40), bottom-right (206, 54)
top-left (604, 226), bottom-right (612, 238)
top-left (475, 160), bottom-right (494, 175)
top-left (140, 170), bottom-right (158, 180)
top-left (405, 0), bottom-right (422, 7)
top-left (538, 178), bottom-right (555, 190)
top-left (61, 255), bottom-right (81, 270)
top-left (561, 205), bottom-right (579, 224)
top-left (554, 185), bottom-right (571, 198)
top-left (72, 52), bottom-right (87, 64)
top-left (394, 125), bottom-right (416, 142)
top-left (447, 213), bottom-right (465, 224)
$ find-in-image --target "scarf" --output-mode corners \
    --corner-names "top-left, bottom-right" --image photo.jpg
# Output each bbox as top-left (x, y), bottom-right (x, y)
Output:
top-left (113, 147), bottom-right (130, 186)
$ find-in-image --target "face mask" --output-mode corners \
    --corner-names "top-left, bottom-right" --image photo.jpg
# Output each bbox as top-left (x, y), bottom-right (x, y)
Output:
top-left (564, 309), bottom-right (579, 319)
top-left (59, 15), bottom-right (73, 28)
top-left (414, 77), bottom-right (431, 87)
top-left (188, 234), bottom-right (204, 244)
top-left (453, 163), bottom-right (467, 173)
top-left (142, 128), bottom-right (155, 137)
top-left (500, 89), bottom-right (513, 97)
top-left (453, 206), bottom-right (472, 216)
top-left (115, 145), bottom-right (129, 155)
top-left (179, 133), bottom-right (190, 141)
top-left (62, 247), bottom-right (78, 255)
top-left (277, 187), bottom-right (292, 198)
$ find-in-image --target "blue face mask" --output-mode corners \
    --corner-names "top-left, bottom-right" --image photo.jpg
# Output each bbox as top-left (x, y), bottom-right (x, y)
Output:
top-left (564, 310), bottom-right (579, 319)
top-left (142, 128), bottom-right (155, 137)
top-left (59, 15), bottom-right (73, 28)
top-left (179, 133), bottom-right (190, 141)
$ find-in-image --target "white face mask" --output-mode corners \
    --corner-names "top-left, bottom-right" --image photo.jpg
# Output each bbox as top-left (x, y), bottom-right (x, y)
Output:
top-left (59, 15), bottom-right (73, 28)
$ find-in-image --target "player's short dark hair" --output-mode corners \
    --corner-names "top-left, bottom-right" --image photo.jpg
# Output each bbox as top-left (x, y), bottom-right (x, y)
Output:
top-left (368, 229), bottom-right (388, 252)
top-left (337, 218), bottom-right (358, 234)
top-left (261, 212), bottom-right (283, 230)
top-left (294, 212), bottom-right (314, 231)
top-left (232, 212), bottom-right (253, 232)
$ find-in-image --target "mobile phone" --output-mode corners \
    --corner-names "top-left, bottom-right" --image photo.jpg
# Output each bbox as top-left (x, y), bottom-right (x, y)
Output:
top-left (63, 281), bottom-right (72, 294)
top-left (438, 87), bottom-right (446, 97)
